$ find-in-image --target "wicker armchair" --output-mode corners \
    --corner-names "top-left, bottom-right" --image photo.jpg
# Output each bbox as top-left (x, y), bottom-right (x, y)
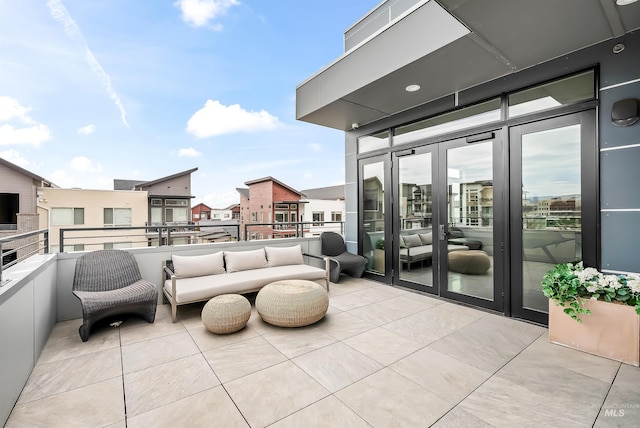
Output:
top-left (72, 250), bottom-right (158, 342)
top-left (320, 232), bottom-right (367, 283)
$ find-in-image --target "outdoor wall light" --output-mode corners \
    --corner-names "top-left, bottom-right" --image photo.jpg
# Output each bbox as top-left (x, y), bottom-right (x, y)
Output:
top-left (611, 98), bottom-right (639, 127)
top-left (405, 84), bottom-right (421, 92)
top-left (351, 122), bottom-right (359, 129)
top-left (616, 0), bottom-right (638, 5)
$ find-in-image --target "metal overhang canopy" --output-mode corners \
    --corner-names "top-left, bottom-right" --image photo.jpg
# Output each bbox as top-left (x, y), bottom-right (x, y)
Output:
top-left (296, 0), bottom-right (640, 131)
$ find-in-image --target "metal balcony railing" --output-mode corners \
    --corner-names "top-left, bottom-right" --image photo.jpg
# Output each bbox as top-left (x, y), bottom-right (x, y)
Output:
top-left (0, 229), bottom-right (49, 286)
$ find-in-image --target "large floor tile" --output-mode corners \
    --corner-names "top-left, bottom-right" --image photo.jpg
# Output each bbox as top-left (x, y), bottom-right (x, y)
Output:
top-left (121, 331), bottom-right (200, 374)
top-left (293, 342), bottom-right (384, 392)
top-left (390, 347), bottom-right (491, 403)
top-left (344, 327), bottom-right (423, 365)
top-left (460, 376), bottom-right (597, 427)
top-left (119, 313), bottom-right (186, 346)
top-left (595, 364), bottom-right (640, 427)
top-left (203, 335), bottom-right (287, 383)
top-left (6, 377), bottom-right (124, 428)
top-left (336, 368), bottom-right (453, 427)
top-left (382, 305), bottom-right (479, 346)
top-left (329, 290), bottom-right (382, 311)
top-left (127, 386), bottom-right (248, 428)
top-left (428, 315), bottom-right (544, 373)
top-left (309, 311), bottom-right (376, 340)
top-left (225, 361), bottom-right (329, 428)
top-left (36, 325), bottom-right (120, 365)
top-left (270, 395), bottom-right (370, 428)
top-left (432, 407), bottom-right (495, 428)
top-left (18, 347), bottom-right (122, 404)
top-left (124, 354), bottom-right (220, 417)
top-left (188, 324), bottom-right (259, 352)
top-left (261, 326), bottom-right (337, 358)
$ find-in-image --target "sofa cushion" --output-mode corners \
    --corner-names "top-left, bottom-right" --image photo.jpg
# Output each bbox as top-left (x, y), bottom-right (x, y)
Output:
top-left (265, 245), bottom-right (304, 267)
top-left (402, 234), bottom-right (423, 248)
top-left (172, 252), bottom-right (225, 278)
top-left (419, 232), bottom-right (433, 245)
top-left (224, 248), bottom-right (268, 273)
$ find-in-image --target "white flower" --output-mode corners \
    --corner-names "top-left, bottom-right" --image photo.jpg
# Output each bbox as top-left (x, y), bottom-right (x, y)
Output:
top-left (586, 284), bottom-right (600, 293)
top-left (598, 274), bottom-right (620, 289)
top-left (577, 268), bottom-right (600, 283)
top-left (628, 279), bottom-right (640, 294)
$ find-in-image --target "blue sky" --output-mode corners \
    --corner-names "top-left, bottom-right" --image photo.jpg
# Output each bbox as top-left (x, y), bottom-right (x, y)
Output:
top-left (0, 0), bottom-right (379, 207)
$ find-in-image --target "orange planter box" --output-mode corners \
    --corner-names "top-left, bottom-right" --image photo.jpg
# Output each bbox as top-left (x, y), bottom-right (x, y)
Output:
top-left (548, 299), bottom-right (640, 366)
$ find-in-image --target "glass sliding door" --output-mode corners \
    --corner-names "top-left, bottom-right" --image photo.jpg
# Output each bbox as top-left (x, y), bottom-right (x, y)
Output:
top-left (510, 111), bottom-right (597, 323)
top-left (395, 148), bottom-right (435, 288)
top-left (360, 156), bottom-right (390, 280)
top-left (438, 135), bottom-right (502, 312)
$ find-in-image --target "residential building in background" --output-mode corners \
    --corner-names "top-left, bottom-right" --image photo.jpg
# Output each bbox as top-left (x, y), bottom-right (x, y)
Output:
top-left (114, 167), bottom-right (198, 246)
top-left (237, 177), bottom-right (306, 240)
top-left (0, 158), bottom-right (55, 263)
top-left (37, 188), bottom-right (148, 252)
top-left (300, 184), bottom-right (345, 236)
top-left (191, 203), bottom-right (212, 222)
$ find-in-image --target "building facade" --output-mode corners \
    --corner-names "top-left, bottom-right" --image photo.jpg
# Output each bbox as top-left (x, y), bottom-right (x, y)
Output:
top-left (297, 0), bottom-right (640, 324)
top-left (300, 185), bottom-right (345, 236)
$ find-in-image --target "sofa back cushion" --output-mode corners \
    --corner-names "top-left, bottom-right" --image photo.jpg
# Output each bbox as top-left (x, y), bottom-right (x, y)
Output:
top-left (419, 232), bottom-right (433, 245)
top-left (265, 245), bottom-right (304, 267)
top-left (402, 234), bottom-right (423, 248)
top-left (224, 248), bottom-right (268, 273)
top-left (172, 252), bottom-right (225, 278)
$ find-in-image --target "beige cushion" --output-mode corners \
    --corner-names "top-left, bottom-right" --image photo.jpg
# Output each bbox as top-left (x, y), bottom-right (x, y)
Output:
top-left (172, 252), bottom-right (225, 278)
top-left (403, 234), bottom-right (423, 248)
top-left (265, 245), bottom-right (304, 267)
top-left (224, 248), bottom-right (268, 273)
top-left (419, 232), bottom-right (433, 245)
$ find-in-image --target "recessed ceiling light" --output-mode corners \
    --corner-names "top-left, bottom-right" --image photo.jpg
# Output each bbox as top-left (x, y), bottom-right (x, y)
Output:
top-left (616, 0), bottom-right (638, 5)
top-left (405, 84), bottom-right (421, 92)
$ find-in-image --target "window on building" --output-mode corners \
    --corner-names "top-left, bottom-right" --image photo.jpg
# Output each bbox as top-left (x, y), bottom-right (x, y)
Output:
top-left (275, 212), bottom-right (288, 223)
top-left (151, 207), bottom-right (162, 224)
top-left (193, 213), bottom-right (200, 219)
top-left (151, 199), bottom-right (162, 206)
top-left (104, 242), bottom-right (131, 249)
top-left (52, 208), bottom-right (84, 225)
top-left (165, 207), bottom-right (188, 223)
top-left (251, 212), bottom-right (257, 222)
top-left (331, 212), bottom-right (342, 222)
top-left (0, 193), bottom-right (19, 229)
top-left (312, 212), bottom-right (324, 226)
top-left (52, 244), bottom-right (85, 253)
top-left (274, 204), bottom-right (289, 210)
top-left (104, 208), bottom-right (131, 226)
top-left (213, 213), bottom-right (220, 219)
top-left (165, 199), bottom-right (188, 206)
top-left (224, 213), bottom-right (230, 218)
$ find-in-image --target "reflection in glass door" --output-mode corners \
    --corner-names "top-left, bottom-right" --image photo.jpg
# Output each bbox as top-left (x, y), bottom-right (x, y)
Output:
top-left (510, 112), bottom-right (597, 323)
top-left (441, 140), bottom-right (496, 304)
top-left (362, 160), bottom-right (387, 276)
top-left (396, 150), bottom-right (434, 288)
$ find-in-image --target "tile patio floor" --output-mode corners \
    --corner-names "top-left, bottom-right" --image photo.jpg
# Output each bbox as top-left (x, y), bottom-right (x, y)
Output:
top-left (6, 277), bottom-right (640, 427)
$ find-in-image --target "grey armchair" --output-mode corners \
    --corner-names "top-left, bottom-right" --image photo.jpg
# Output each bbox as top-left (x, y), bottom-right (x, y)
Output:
top-left (320, 232), bottom-right (367, 283)
top-left (72, 250), bottom-right (158, 342)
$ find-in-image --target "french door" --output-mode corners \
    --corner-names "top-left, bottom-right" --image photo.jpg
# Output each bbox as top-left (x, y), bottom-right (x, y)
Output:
top-left (361, 132), bottom-right (505, 313)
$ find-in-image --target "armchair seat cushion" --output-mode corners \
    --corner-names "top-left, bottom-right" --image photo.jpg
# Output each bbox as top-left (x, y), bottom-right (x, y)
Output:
top-left (321, 231), bottom-right (367, 283)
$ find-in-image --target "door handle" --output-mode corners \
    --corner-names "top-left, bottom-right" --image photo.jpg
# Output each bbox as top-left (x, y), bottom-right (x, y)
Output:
top-left (439, 225), bottom-right (447, 241)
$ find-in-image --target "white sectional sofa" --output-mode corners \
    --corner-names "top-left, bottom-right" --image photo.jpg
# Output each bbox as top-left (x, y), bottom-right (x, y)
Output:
top-left (399, 232), bottom-right (469, 271)
top-left (162, 245), bottom-right (329, 322)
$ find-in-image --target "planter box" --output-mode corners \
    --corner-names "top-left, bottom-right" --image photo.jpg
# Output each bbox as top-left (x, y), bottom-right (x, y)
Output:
top-left (548, 299), bottom-right (640, 366)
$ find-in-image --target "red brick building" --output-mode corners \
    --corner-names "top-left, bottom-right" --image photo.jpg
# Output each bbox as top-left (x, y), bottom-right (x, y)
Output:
top-left (191, 203), bottom-right (212, 222)
top-left (237, 177), bottom-right (306, 240)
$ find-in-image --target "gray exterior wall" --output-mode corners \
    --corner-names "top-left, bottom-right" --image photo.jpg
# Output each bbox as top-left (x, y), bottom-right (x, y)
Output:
top-left (0, 163), bottom-right (37, 218)
top-left (140, 174), bottom-right (192, 197)
top-left (345, 30), bottom-right (640, 275)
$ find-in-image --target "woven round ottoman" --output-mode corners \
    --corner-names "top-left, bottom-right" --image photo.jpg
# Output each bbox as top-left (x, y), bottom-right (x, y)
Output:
top-left (448, 250), bottom-right (491, 274)
top-left (202, 294), bottom-right (251, 334)
top-left (256, 280), bottom-right (329, 327)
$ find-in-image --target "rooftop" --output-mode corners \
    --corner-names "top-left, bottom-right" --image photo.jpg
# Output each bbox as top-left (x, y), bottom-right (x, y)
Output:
top-left (6, 277), bottom-right (639, 427)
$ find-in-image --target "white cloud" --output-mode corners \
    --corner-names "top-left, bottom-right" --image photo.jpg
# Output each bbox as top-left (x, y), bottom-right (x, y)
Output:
top-left (0, 124), bottom-right (52, 146)
top-left (70, 156), bottom-right (102, 173)
top-left (77, 124), bottom-right (96, 135)
top-left (0, 96), bottom-right (34, 123)
top-left (47, 0), bottom-right (129, 128)
top-left (174, 0), bottom-right (239, 28)
top-left (0, 149), bottom-right (29, 167)
top-left (303, 172), bottom-right (313, 179)
top-left (186, 100), bottom-right (279, 138)
top-left (200, 190), bottom-right (239, 209)
top-left (178, 147), bottom-right (202, 157)
top-left (309, 143), bottom-right (322, 152)
top-left (0, 97), bottom-right (52, 146)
